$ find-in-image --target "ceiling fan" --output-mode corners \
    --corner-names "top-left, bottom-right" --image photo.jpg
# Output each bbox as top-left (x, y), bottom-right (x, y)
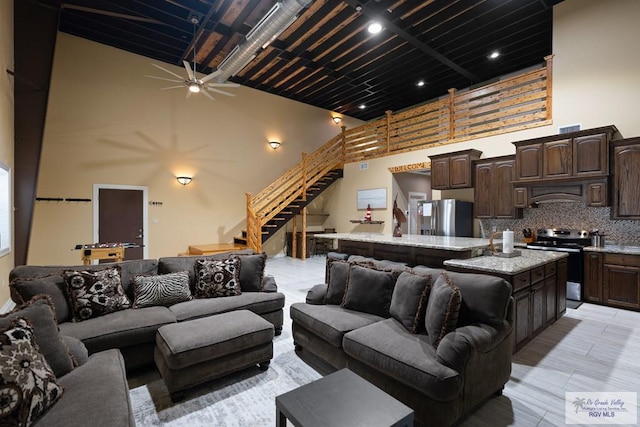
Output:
top-left (146, 17), bottom-right (239, 101)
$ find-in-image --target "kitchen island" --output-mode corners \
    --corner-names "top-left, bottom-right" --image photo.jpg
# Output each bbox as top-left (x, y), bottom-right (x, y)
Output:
top-left (445, 249), bottom-right (568, 352)
top-left (312, 233), bottom-right (492, 267)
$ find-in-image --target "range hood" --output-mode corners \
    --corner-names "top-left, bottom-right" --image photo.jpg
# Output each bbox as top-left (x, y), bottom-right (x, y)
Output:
top-left (515, 177), bottom-right (609, 207)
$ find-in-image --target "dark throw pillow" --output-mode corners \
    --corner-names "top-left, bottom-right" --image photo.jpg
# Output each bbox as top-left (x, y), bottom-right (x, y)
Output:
top-left (132, 271), bottom-right (193, 308)
top-left (0, 318), bottom-right (63, 427)
top-left (425, 272), bottom-right (462, 348)
top-left (0, 295), bottom-right (75, 378)
top-left (194, 257), bottom-right (242, 298)
top-left (236, 253), bottom-right (267, 292)
top-left (62, 266), bottom-right (131, 322)
top-left (325, 260), bottom-right (350, 305)
top-left (10, 274), bottom-right (70, 323)
top-left (341, 264), bottom-right (396, 317)
top-left (389, 271), bottom-right (434, 333)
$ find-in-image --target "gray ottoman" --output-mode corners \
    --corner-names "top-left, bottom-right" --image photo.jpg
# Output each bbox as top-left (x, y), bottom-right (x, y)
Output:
top-left (154, 310), bottom-right (274, 402)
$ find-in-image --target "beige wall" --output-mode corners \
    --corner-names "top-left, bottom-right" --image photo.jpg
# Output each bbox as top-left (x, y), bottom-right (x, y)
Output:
top-left (0, 0), bottom-right (14, 306)
top-left (325, 0), bottom-right (640, 236)
top-left (29, 33), bottom-right (361, 264)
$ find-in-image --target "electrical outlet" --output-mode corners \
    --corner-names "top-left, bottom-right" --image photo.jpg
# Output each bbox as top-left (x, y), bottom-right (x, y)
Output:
top-left (492, 225), bottom-right (497, 232)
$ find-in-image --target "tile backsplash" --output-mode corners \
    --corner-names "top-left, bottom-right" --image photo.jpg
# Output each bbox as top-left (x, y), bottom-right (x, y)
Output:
top-left (478, 202), bottom-right (640, 246)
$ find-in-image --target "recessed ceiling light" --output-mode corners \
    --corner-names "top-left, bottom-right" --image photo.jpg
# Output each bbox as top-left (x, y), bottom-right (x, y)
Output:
top-left (359, 104), bottom-right (366, 110)
top-left (368, 22), bottom-right (382, 34)
top-left (416, 80), bottom-right (425, 87)
top-left (489, 51), bottom-right (500, 59)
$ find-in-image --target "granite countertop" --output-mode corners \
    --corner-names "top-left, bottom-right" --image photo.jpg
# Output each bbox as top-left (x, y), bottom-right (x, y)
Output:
top-left (443, 249), bottom-right (568, 275)
top-left (312, 233), bottom-right (493, 252)
top-left (583, 245), bottom-right (640, 255)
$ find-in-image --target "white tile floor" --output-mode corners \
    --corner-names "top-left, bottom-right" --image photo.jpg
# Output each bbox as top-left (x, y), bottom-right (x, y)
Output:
top-left (266, 255), bottom-right (640, 427)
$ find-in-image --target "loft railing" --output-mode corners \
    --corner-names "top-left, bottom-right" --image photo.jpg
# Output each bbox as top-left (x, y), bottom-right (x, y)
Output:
top-left (245, 56), bottom-right (553, 252)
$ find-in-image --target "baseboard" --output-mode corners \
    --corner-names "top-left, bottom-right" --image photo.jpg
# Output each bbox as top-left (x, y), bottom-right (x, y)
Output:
top-left (0, 299), bottom-right (16, 314)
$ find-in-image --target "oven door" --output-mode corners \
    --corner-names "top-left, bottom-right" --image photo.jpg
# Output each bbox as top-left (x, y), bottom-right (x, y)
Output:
top-left (526, 245), bottom-right (583, 301)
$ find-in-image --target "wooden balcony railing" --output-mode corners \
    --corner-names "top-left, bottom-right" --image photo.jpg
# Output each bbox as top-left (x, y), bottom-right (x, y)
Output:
top-left (245, 56), bottom-right (553, 252)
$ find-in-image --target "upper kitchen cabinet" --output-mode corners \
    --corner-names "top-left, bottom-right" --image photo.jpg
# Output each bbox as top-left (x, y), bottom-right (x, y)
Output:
top-left (512, 126), bottom-right (620, 207)
top-left (474, 156), bottom-right (523, 219)
top-left (611, 137), bottom-right (640, 219)
top-left (430, 149), bottom-right (482, 190)
top-left (514, 126), bottom-right (617, 182)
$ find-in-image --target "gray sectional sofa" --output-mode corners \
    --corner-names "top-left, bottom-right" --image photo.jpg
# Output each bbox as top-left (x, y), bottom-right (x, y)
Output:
top-left (291, 253), bottom-right (514, 427)
top-left (7, 249), bottom-right (284, 426)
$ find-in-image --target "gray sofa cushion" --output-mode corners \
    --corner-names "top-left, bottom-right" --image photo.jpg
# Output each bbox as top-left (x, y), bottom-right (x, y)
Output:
top-left (443, 271), bottom-right (512, 326)
top-left (342, 264), bottom-right (396, 317)
top-left (59, 306), bottom-right (175, 354)
top-left (43, 349), bottom-right (134, 427)
top-left (158, 249), bottom-right (255, 289)
top-left (325, 260), bottom-right (349, 304)
top-left (290, 302), bottom-right (384, 348)
top-left (10, 274), bottom-right (71, 323)
top-left (168, 292), bottom-right (285, 322)
top-left (306, 284), bottom-right (328, 305)
top-left (62, 335), bottom-right (89, 366)
top-left (343, 318), bottom-right (461, 401)
top-left (425, 273), bottom-right (462, 348)
top-left (389, 271), bottom-right (432, 333)
top-left (10, 259), bottom-right (159, 297)
top-left (0, 295), bottom-right (75, 378)
top-left (324, 252), bottom-right (350, 283)
top-left (348, 255), bottom-right (408, 272)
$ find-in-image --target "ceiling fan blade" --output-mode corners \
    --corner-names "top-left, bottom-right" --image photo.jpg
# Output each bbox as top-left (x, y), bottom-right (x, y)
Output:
top-left (200, 69), bottom-right (222, 84)
top-left (145, 75), bottom-right (183, 83)
top-left (183, 60), bottom-right (195, 81)
top-left (206, 82), bottom-right (240, 88)
top-left (159, 86), bottom-right (185, 90)
top-left (201, 90), bottom-right (216, 101)
top-left (207, 87), bottom-right (236, 97)
top-left (151, 63), bottom-right (185, 80)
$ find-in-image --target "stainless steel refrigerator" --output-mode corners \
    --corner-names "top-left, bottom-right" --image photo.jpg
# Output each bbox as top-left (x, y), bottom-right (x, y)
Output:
top-left (418, 199), bottom-right (473, 237)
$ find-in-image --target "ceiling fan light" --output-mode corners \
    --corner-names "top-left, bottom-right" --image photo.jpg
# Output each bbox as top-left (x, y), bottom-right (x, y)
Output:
top-left (368, 22), bottom-right (382, 34)
top-left (188, 83), bottom-right (201, 93)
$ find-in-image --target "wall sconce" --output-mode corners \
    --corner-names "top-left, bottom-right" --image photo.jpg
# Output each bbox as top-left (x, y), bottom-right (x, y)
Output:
top-left (332, 116), bottom-right (342, 124)
top-left (269, 141), bottom-right (281, 150)
top-left (176, 176), bottom-right (192, 185)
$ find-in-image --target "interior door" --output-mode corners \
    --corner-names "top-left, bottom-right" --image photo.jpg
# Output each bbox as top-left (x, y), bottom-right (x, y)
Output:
top-left (96, 187), bottom-right (146, 260)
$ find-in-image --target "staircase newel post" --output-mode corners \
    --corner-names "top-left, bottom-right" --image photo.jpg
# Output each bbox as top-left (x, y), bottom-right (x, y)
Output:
top-left (246, 192), bottom-right (260, 252)
top-left (301, 152), bottom-right (307, 259)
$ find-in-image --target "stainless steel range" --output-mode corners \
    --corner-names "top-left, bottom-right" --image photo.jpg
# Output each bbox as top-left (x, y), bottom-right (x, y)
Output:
top-left (526, 228), bottom-right (591, 301)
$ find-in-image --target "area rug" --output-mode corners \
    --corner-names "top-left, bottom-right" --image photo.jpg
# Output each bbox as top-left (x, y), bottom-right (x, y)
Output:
top-left (129, 343), bottom-right (321, 426)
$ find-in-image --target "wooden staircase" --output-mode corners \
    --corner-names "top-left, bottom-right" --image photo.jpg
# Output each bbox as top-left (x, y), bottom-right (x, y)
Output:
top-left (233, 168), bottom-right (343, 247)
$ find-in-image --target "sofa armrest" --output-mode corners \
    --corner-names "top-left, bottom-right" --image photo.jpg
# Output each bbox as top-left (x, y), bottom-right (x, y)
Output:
top-left (435, 320), bottom-right (511, 373)
top-left (306, 284), bottom-right (328, 305)
top-left (262, 274), bottom-right (278, 292)
top-left (61, 334), bottom-right (89, 368)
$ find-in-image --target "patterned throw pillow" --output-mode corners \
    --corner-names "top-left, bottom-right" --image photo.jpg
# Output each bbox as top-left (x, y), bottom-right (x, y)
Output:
top-left (62, 267), bottom-right (131, 322)
top-left (425, 272), bottom-right (462, 348)
top-left (0, 318), bottom-right (63, 426)
top-left (132, 271), bottom-right (193, 308)
top-left (194, 257), bottom-right (242, 298)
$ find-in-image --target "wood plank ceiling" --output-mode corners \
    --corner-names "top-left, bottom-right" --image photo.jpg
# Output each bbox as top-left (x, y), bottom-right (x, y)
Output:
top-left (36, 0), bottom-right (562, 121)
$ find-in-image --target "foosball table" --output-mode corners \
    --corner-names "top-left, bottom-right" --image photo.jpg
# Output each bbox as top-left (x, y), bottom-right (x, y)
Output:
top-left (74, 243), bottom-right (140, 265)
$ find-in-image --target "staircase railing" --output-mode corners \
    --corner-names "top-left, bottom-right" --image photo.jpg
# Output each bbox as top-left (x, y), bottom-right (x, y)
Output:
top-left (246, 133), bottom-right (345, 251)
top-left (244, 56), bottom-right (553, 251)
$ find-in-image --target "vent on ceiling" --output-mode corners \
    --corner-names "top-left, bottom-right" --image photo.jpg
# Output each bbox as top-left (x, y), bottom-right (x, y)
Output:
top-left (559, 124), bottom-right (581, 134)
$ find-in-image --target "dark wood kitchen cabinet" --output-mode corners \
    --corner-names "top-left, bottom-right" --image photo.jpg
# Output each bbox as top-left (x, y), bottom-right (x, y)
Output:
top-left (543, 139), bottom-right (572, 179)
top-left (584, 251), bottom-right (640, 311)
top-left (574, 133), bottom-right (609, 176)
top-left (429, 149), bottom-right (482, 190)
top-left (584, 252), bottom-right (603, 303)
top-left (611, 138), bottom-right (640, 219)
top-left (474, 156), bottom-right (522, 219)
top-left (603, 253), bottom-right (640, 310)
top-left (556, 258), bottom-right (567, 317)
top-left (515, 143), bottom-right (542, 181)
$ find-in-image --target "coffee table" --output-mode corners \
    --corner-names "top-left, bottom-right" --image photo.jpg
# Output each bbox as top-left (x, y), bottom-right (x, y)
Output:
top-left (275, 369), bottom-right (413, 427)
